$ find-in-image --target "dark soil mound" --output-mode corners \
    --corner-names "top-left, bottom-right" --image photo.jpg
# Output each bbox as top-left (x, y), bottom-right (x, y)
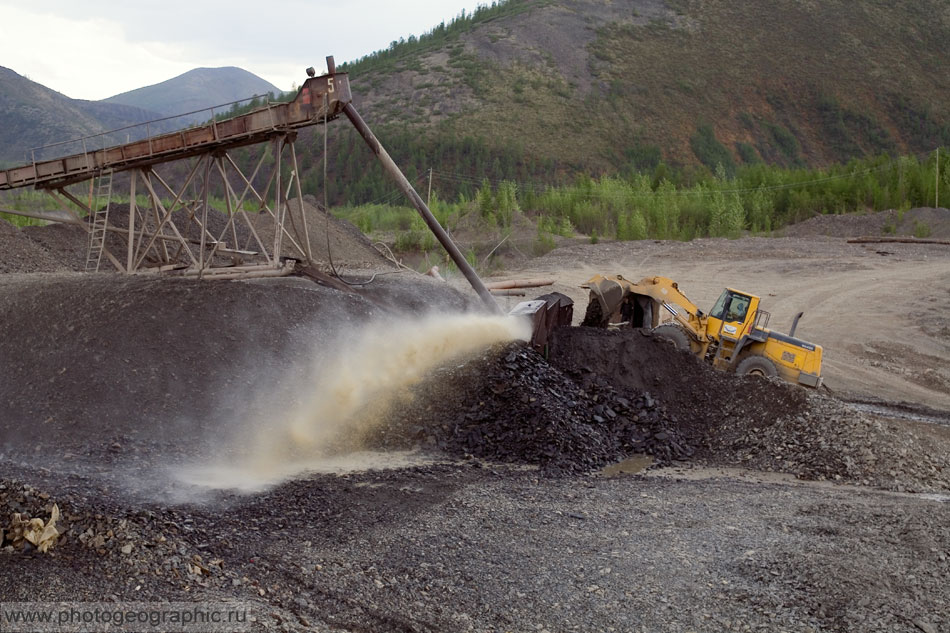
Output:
top-left (0, 273), bottom-right (419, 457)
top-left (249, 196), bottom-right (395, 270)
top-left (545, 326), bottom-right (950, 491)
top-left (373, 344), bottom-right (696, 474)
top-left (546, 326), bottom-right (809, 433)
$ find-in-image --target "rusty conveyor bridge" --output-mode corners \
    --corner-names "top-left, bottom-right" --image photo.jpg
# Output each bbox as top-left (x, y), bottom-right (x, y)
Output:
top-left (0, 72), bottom-right (348, 192)
top-left (0, 57), bottom-right (496, 309)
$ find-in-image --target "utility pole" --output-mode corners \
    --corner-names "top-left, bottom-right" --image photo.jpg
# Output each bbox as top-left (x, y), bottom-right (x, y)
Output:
top-left (937, 148), bottom-right (940, 209)
top-left (427, 167), bottom-right (433, 207)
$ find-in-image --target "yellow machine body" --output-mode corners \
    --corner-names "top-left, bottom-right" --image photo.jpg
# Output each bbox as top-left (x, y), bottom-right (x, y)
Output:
top-left (582, 275), bottom-right (823, 388)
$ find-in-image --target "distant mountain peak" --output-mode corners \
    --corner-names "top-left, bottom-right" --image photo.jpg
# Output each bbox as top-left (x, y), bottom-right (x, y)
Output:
top-left (102, 67), bottom-right (282, 120)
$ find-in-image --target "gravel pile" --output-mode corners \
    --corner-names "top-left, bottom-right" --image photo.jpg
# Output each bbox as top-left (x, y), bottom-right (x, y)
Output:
top-left (707, 394), bottom-right (950, 492)
top-left (547, 325), bottom-right (809, 430)
top-left (0, 218), bottom-right (64, 273)
top-left (373, 344), bottom-right (697, 474)
top-left (780, 206), bottom-right (950, 239)
top-left (20, 223), bottom-right (88, 271)
top-left (0, 195), bottom-right (396, 275)
top-left (368, 323), bottom-right (950, 490)
top-left (247, 195), bottom-right (395, 270)
top-left (548, 326), bottom-right (950, 492)
top-left (0, 476), bottom-right (272, 607)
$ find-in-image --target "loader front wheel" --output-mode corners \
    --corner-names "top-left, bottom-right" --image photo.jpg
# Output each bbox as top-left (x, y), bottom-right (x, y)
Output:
top-left (652, 323), bottom-right (690, 351)
top-left (736, 354), bottom-right (778, 378)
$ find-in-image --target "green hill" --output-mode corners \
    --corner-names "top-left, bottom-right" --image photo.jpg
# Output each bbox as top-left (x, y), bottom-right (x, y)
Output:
top-left (4, 0), bottom-right (949, 206)
top-left (310, 0), bottom-right (950, 202)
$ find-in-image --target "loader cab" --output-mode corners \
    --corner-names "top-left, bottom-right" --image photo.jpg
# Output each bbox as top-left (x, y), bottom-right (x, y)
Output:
top-left (707, 288), bottom-right (759, 341)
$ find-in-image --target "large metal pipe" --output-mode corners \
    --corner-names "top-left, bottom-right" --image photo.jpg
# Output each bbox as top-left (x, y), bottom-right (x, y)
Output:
top-left (332, 60), bottom-right (500, 313)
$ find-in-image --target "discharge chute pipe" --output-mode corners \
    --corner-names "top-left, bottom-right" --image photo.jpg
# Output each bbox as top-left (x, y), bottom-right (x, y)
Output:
top-left (339, 99), bottom-right (500, 313)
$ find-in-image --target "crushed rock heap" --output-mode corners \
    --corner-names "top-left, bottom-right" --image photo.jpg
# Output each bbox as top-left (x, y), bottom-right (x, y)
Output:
top-left (374, 325), bottom-right (950, 492)
top-left (547, 327), bottom-right (950, 492)
top-left (372, 343), bottom-right (696, 474)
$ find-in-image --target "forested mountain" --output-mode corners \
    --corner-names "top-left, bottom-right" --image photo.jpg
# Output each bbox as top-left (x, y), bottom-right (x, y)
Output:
top-left (303, 0), bottom-right (950, 203)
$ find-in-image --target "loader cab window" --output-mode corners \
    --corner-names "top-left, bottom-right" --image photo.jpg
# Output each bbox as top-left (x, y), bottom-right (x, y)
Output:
top-left (710, 290), bottom-right (751, 323)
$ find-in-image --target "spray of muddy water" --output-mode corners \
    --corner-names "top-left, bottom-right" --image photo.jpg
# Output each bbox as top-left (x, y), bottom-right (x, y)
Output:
top-left (177, 312), bottom-right (531, 492)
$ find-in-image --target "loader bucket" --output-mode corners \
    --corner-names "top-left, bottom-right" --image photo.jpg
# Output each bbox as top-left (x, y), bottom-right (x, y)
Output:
top-left (508, 292), bottom-right (574, 353)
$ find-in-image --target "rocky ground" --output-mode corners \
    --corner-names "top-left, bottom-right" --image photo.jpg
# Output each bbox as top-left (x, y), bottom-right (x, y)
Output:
top-left (2, 462), bottom-right (948, 633)
top-left (1, 212), bottom-right (949, 632)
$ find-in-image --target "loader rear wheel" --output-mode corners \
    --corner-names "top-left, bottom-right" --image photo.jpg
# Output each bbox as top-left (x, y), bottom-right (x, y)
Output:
top-left (736, 354), bottom-right (778, 378)
top-left (652, 323), bottom-right (690, 351)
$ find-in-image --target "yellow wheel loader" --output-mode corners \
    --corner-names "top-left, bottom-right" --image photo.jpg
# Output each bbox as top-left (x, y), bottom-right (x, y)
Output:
top-left (581, 274), bottom-right (823, 388)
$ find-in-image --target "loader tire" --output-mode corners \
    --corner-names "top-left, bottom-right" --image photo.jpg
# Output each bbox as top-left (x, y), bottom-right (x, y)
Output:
top-left (652, 323), bottom-right (690, 351)
top-left (736, 354), bottom-right (778, 378)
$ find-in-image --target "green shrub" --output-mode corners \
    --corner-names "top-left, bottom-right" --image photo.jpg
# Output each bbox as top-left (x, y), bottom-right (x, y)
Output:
top-left (736, 142), bottom-right (760, 164)
top-left (393, 228), bottom-right (423, 252)
top-left (764, 122), bottom-right (801, 160)
top-left (476, 178), bottom-right (494, 220)
top-left (914, 221), bottom-right (932, 238)
top-left (533, 231), bottom-right (556, 257)
top-left (690, 124), bottom-right (735, 174)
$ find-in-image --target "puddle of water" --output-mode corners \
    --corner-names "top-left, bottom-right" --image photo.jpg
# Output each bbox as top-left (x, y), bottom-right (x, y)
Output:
top-left (174, 450), bottom-right (436, 494)
top-left (601, 454), bottom-right (653, 476)
top-left (848, 402), bottom-right (950, 426)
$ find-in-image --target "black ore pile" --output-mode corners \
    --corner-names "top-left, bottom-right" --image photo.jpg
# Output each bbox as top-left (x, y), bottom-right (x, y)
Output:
top-left (372, 344), bottom-right (697, 474)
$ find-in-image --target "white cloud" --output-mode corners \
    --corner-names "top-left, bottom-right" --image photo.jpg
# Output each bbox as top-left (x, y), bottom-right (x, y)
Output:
top-left (0, 0), bottom-right (488, 100)
top-left (0, 6), bottom-right (192, 98)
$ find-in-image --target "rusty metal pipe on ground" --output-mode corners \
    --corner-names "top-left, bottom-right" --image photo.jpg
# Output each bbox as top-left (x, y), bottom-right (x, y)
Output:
top-left (485, 278), bottom-right (556, 290)
top-left (332, 59), bottom-right (500, 313)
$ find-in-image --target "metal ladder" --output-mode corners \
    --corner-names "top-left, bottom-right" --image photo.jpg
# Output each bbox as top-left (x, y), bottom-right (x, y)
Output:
top-left (85, 172), bottom-right (113, 272)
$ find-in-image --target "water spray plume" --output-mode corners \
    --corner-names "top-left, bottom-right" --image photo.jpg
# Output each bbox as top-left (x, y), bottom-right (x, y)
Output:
top-left (181, 312), bottom-right (531, 491)
top-left (284, 313), bottom-right (530, 449)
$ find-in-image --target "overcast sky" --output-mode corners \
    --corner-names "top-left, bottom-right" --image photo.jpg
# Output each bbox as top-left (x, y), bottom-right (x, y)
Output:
top-left (0, 0), bottom-right (487, 101)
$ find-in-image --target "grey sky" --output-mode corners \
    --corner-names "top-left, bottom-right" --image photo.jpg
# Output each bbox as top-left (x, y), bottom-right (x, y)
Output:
top-left (0, 0), bottom-right (487, 100)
